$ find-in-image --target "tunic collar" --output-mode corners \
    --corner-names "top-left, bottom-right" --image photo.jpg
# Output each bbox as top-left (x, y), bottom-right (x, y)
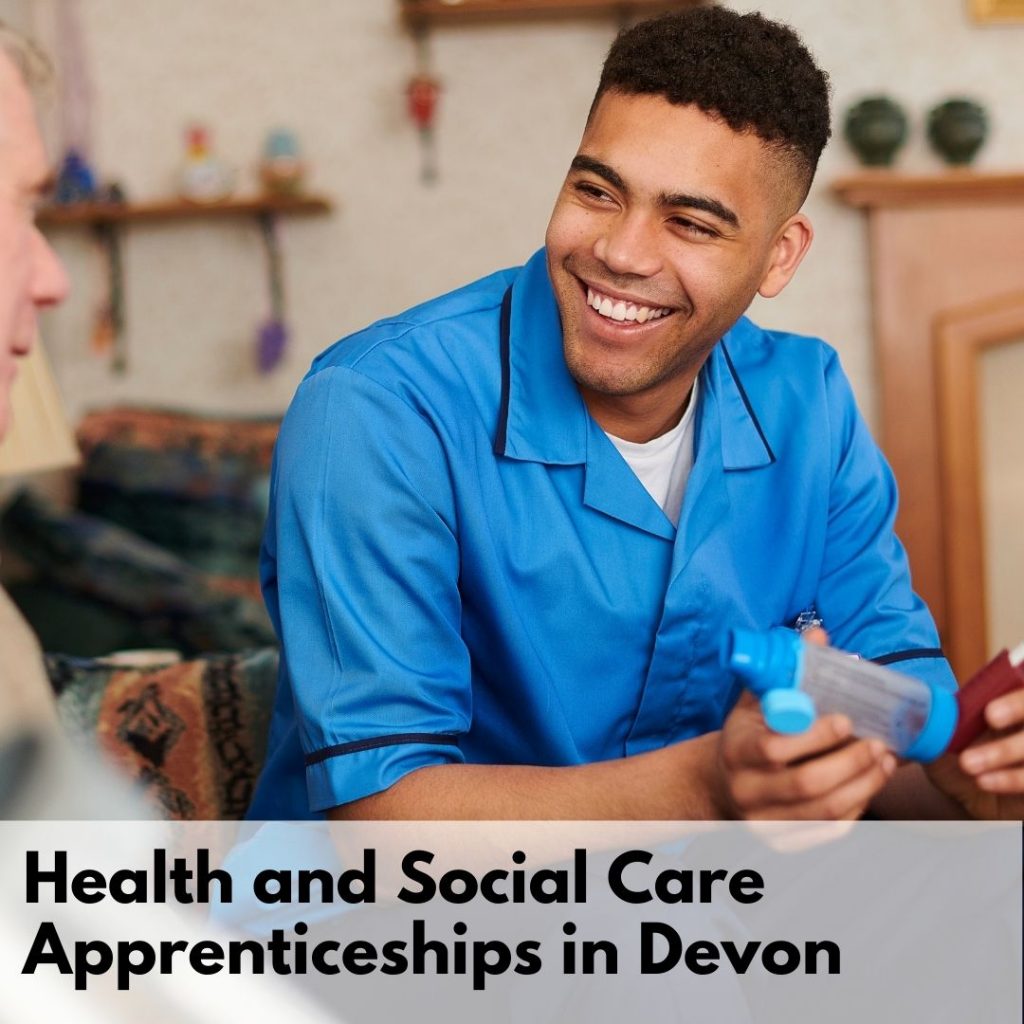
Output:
top-left (495, 247), bottom-right (775, 474)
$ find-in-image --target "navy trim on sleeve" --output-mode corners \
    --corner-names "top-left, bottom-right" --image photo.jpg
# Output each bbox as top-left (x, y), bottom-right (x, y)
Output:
top-left (720, 341), bottom-right (777, 464)
top-left (870, 648), bottom-right (946, 667)
top-left (305, 733), bottom-right (462, 766)
top-left (493, 285), bottom-right (513, 456)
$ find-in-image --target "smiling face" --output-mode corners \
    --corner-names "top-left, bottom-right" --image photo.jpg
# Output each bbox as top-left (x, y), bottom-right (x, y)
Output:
top-left (0, 51), bottom-right (69, 439)
top-left (545, 91), bottom-right (812, 440)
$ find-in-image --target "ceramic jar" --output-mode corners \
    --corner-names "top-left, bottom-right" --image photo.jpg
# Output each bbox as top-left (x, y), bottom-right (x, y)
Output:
top-left (927, 98), bottom-right (988, 166)
top-left (843, 97), bottom-right (909, 167)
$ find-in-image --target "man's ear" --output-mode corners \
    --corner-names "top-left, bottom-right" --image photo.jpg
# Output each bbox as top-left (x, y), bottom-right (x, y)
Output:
top-left (758, 214), bottom-right (813, 299)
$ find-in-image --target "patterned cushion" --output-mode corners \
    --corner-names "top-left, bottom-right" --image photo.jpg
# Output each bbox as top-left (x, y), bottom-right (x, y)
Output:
top-left (47, 648), bottom-right (279, 820)
top-left (1, 490), bottom-right (276, 655)
top-left (76, 407), bottom-right (278, 583)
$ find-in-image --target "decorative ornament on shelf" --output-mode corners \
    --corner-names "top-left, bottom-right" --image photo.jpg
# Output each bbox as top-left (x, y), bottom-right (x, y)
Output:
top-left (255, 215), bottom-right (289, 375)
top-left (260, 129), bottom-right (306, 197)
top-left (53, 148), bottom-right (98, 204)
top-left (927, 98), bottom-right (989, 166)
top-left (178, 124), bottom-right (236, 203)
top-left (842, 96), bottom-right (909, 167)
top-left (407, 20), bottom-right (442, 185)
top-left (407, 71), bottom-right (442, 184)
top-left (90, 221), bottom-right (125, 372)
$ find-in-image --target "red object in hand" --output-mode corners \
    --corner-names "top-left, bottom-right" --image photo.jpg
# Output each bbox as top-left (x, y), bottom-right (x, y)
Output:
top-left (947, 649), bottom-right (1024, 753)
top-left (407, 73), bottom-right (441, 130)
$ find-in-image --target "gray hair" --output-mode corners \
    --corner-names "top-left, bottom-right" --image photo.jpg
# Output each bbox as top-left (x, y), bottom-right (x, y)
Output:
top-left (0, 19), bottom-right (51, 90)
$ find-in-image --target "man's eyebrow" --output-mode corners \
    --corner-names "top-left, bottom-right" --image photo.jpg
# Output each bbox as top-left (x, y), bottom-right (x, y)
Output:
top-left (660, 191), bottom-right (740, 230)
top-left (569, 155), bottom-right (628, 194)
top-left (570, 154), bottom-right (740, 230)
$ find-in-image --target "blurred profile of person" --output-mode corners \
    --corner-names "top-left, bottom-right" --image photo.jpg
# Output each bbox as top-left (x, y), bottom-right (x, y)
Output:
top-left (0, 20), bottom-right (71, 806)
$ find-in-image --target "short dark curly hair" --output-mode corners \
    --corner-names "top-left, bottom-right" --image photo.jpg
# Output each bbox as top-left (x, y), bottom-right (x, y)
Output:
top-left (592, 6), bottom-right (831, 199)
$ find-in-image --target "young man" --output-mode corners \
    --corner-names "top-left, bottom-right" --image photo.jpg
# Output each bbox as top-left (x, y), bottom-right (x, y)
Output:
top-left (249, 8), bottom-right (1024, 822)
top-left (0, 24), bottom-right (71, 737)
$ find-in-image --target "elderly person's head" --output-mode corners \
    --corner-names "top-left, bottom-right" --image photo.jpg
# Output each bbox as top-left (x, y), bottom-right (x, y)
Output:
top-left (0, 23), bottom-right (68, 441)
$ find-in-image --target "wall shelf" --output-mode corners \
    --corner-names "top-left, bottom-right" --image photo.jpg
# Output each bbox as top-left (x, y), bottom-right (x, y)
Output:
top-left (399, 0), bottom-right (697, 27)
top-left (38, 194), bottom-right (334, 374)
top-left (831, 171), bottom-right (1024, 208)
top-left (38, 194), bottom-right (333, 228)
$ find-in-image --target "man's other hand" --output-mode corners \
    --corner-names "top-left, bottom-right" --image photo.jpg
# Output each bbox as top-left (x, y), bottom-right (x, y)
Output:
top-left (926, 686), bottom-right (1024, 820)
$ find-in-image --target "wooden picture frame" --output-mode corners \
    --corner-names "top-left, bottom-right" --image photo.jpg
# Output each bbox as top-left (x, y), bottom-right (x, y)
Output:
top-left (970, 0), bottom-right (1024, 22)
top-left (935, 292), bottom-right (1024, 678)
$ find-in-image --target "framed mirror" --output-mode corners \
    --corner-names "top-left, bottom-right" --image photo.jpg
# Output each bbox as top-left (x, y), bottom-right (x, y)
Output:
top-left (971, 0), bottom-right (1024, 22)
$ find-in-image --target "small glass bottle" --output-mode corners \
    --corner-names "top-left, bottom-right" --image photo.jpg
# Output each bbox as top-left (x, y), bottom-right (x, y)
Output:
top-left (724, 629), bottom-right (958, 762)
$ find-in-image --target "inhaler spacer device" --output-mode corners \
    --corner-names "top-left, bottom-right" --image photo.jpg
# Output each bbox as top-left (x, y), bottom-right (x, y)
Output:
top-left (723, 628), bottom-right (1024, 763)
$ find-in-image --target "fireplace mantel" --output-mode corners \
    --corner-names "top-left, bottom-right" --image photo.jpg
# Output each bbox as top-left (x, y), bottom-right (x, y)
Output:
top-left (833, 170), bottom-right (1024, 676)
top-left (832, 171), bottom-right (1024, 207)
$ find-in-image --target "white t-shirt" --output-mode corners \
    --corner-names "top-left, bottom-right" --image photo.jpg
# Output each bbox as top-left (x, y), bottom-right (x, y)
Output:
top-left (605, 379), bottom-right (699, 527)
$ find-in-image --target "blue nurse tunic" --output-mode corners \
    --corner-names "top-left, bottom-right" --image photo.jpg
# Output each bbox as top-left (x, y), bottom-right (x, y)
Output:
top-left (247, 249), bottom-right (952, 819)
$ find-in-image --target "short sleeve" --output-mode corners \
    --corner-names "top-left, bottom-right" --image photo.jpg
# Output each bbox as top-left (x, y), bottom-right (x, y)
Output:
top-left (815, 351), bottom-right (957, 691)
top-left (264, 365), bottom-right (470, 811)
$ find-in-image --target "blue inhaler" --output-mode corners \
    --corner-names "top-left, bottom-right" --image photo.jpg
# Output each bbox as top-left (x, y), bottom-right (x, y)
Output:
top-left (723, 628), bottom-right (958, 762)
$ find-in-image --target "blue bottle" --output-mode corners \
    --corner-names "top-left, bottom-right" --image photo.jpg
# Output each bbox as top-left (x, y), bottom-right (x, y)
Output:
top-left (723, 629), bottom-right (958, 762)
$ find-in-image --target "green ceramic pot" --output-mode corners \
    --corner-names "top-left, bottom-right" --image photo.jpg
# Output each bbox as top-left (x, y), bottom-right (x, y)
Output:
top-left (927, 98), bottom-right (988, 166)
top-left (843, 96), bottom-right (908, 167)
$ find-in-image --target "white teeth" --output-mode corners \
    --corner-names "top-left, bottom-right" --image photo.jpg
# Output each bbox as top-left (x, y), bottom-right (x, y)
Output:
top-left (587, 286), bottom-right (672, 324)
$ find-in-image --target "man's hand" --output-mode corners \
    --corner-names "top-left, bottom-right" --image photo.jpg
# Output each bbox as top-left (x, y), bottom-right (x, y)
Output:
top-left (717, 627), bottom-right (897, 820)
top-left (926, 686), bottom-right (1024, 820)
top-left (718, 692), bottom-right (897, 819)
